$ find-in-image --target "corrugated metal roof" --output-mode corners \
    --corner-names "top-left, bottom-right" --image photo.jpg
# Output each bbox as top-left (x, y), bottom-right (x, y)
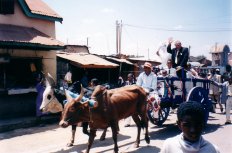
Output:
top-left (0, 24), bottom-right (64, 49)
top-left (25, 0), bottom-right (62, 20)
top-left (128, 57), bottom-right (162, 63)
top-left (57, 53), bottom-right (119, 68)
top-left (210, 44), bottom-right (230, 53)
top-left (106, 57), bottom-right (134, 65)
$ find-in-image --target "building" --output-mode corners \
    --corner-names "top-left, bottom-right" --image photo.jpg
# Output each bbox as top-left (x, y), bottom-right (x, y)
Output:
top-left (208, 44), bottom-right (230, 73)
top-left (0, 0), bottom-right (64, 118)
top-left (210, 44), bottom-right (230, 67)
top-left (57, 45), bottom-right (119, 88)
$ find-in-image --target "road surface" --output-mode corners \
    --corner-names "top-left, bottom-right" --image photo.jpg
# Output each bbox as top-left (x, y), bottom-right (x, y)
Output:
top-left (0, 109), bottom-right (231, 153)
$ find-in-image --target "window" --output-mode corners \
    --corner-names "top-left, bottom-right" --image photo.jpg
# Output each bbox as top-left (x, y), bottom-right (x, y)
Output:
top-left (0, 0), bottom-right (14, 14)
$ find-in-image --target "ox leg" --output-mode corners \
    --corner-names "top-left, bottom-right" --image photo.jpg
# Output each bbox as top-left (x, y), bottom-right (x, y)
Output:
top-left (82, 122), bottom-right (90, 135)
top-left (141, 113), bottom-right (150, 144)
top-left (110, 122), bottom-right (119, 153)
top-left (86, 129), bottom-right (96, 153)
top-left (67, 125), bottom-right (77, 147)
top-left (132, 114), bottom-right (141, 148)
top-left (100, 128), bottom-right (107, 141)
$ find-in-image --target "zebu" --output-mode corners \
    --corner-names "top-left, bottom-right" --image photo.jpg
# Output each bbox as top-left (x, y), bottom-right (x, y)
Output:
top-left (39, 74), bottom-right (106, 146)
top-left (59, 85), bottom-right (150, 153)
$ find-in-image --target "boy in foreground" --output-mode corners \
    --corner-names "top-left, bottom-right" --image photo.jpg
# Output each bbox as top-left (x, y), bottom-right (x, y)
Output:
top-left (161, 101), bottom-right (220, 153)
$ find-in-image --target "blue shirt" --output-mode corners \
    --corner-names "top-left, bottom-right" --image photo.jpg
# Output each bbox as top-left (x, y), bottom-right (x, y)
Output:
top-left (136, 72), bottom-right (157, 91)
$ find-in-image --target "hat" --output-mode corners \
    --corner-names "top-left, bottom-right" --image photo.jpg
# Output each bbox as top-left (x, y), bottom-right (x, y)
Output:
top-left (143, 62), bottom-right (152, 69)
top-left (216, 69), bottom-right (220, 72)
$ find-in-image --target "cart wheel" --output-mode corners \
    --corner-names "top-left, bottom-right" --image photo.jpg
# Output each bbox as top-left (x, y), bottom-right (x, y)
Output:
top-left (186, 86), bottom-right (211, 124)
top-left (147, 102), bottom-right (170, 126)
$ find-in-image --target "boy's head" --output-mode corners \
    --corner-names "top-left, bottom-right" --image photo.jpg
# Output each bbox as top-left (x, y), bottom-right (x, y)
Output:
top-left (177, 101), bottom-right (205, 143)
top-left (228, 77), bottom-right (232, 85)
top-left (167, 59), bottom-right (172, 69)
top-left (90, 78), bottom-right (99, 86)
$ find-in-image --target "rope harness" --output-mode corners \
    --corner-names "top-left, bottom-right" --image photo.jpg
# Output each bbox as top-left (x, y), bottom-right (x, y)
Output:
top-left (41, 96), bottom-right (56, 110)
top-left (88, 89), bottom-right (107, 123)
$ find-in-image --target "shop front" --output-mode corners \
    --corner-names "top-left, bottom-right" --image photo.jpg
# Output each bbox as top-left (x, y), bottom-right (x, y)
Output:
top-left (0, 25), bottom-right (64, 119)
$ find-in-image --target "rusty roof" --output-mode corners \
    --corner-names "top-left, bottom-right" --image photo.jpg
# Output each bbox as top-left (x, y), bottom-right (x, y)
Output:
top-left (18, 0), bottom-right (63, 22)
top-left (25, 0), bottom-right (62, 19)
top-left (57, 52), bottom-right (119, 68)
top-left (0, 24), bottom-right (64, 49)
top-left (106, 57), bottom-right (134, 65)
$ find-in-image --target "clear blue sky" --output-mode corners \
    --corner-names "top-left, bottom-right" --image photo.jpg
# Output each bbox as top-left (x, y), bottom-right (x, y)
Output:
top-left (45, 0), bottom-right (232, 59)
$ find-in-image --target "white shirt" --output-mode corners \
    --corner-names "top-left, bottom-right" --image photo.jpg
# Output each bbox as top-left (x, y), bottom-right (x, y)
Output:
top-left (175, 50), bottom-right (179, 64)
top-left (227, 84), bottom-right (232, 96)
top-left (161, 133), bottom-right (220, 153)
top-left (165, 67), bottom-right (176, 77)
top-left (136, 72), bottom-right (157, 91)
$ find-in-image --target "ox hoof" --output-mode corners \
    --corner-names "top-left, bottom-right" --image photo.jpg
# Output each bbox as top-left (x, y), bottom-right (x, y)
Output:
top-left (66, 143), bottom-right (74, 147)
top-left (100, 136), bottom-right (106, 141)
top-left (134, 143), bottom-right (139, 148)
top-left (145, 136), bottom-right (150, 144)
top-left (113, 150), bottom-right (118, 153)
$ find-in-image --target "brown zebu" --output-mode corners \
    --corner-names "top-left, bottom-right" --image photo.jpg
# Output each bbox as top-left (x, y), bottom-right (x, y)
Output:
top-left (59, 84), bottom-right (150, 153)
top-left (39, 73), bottom-right (107, 146)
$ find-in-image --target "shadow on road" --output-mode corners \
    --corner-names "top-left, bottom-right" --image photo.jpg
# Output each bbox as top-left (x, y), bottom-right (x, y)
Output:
top-left (203, 114), bottom-right (222, 134)
top-left (53, 132), bottom-right (131, 153)
top-left (0, 123), bottom-right (59, 140)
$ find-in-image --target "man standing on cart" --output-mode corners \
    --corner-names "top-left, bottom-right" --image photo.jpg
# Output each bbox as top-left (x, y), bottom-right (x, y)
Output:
top-left (167, 40), bottom-right (189, 68)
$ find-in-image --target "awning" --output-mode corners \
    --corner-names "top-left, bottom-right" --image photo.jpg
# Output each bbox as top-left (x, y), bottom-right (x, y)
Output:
top-left (106, 57), bottom-right (134, 65)
top-left (128, 57), bottom-right (161, 64)
top-left (57, 53), bottom-right (119, 68)
top-left (0, 24), bottom-right (64, 50)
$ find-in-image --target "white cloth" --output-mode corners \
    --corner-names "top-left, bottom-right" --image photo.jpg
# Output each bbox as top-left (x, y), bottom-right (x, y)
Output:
top-left (209, 74), bottom-right (221, 94)
top-left (226, 97), bottom-right (232, 121)
top-left (64, 71), bottom-right (72, 83)
top-left (161, 133), bottom-right (220, 153)
top-left (136, 72), bottom-right (157, 91)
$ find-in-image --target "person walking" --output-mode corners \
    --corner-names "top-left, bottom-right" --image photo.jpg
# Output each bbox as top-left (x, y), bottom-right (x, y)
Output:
top-left (208, 69), bottom-right (223, 113)
top-left (211, 77), bottom-right (232, 124)
top-left (124, 73), bottom-right (136, 127)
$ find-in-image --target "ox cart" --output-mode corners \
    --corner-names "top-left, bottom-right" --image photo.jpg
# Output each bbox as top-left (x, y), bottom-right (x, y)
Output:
top-left (147, 77), bottom-right (212, 126)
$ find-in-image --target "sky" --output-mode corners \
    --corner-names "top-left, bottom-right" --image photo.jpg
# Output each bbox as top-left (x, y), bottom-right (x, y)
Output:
top-left (45, 0), bottom-right (232, 60)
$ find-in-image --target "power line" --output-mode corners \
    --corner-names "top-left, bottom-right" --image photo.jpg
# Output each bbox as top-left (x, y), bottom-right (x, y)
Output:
top-left (124, 24), bottom-right (232, 32)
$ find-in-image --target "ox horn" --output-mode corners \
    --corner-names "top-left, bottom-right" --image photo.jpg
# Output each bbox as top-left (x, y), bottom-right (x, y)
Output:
top-left (74, 85), bottom-right (84, 103)
top-left (65, 89), bottom-right (75, 103)
top-left (46, 73), bottom-right (56, 87)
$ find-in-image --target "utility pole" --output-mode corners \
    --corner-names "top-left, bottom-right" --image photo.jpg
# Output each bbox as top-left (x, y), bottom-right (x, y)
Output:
top-left (116, 20), bottom-right (119, 54)
top-left (66, 38), bottom-right (69, 45)
top-left (116, 20), bottom-right (122, 55)
top-left (119, 20), bottom-right (122, 55)
top-left (148, 48), bottom-right (150, 60)
top-left (137, 42), bottom-right (139, 57)
top-left (87, 37), bottom-right (89, 47)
